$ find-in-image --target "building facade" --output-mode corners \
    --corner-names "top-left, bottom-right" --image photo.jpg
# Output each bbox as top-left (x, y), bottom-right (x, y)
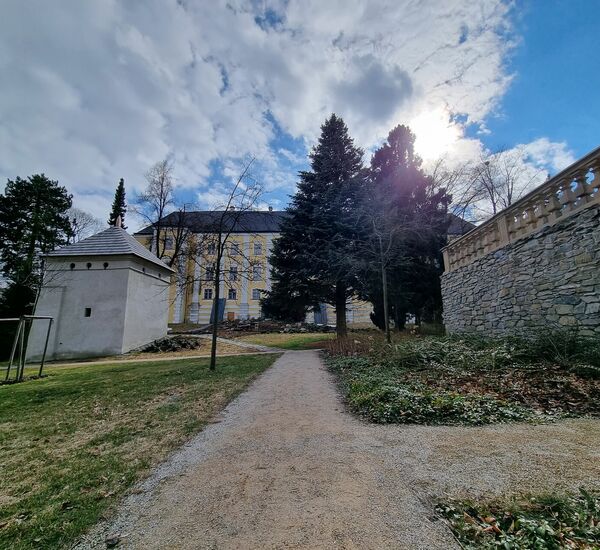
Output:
top-left (133, 210), bottom-right (474, 327)
top-left (133, 210), bottom-right (374, 326)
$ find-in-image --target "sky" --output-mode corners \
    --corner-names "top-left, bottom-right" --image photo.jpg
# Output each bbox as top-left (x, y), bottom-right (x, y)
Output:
top-left (1, 0), bottom-right (598, 230)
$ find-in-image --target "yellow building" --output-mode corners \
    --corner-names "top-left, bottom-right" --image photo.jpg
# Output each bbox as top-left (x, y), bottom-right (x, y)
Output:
top-left (134, 210), bottom-right (373, 326)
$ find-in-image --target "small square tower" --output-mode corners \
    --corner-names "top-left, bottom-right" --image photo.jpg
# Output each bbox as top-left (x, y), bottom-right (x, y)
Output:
top-left (27, 226), bottom-right (174, 361)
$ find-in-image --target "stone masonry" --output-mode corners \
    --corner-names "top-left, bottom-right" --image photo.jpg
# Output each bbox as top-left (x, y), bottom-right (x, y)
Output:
top-left (441, 203), bottom-right (600, 336)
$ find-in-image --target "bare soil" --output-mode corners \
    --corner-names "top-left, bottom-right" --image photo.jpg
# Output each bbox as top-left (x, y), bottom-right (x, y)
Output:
top-left (77, 351), bottom-right (600, 550)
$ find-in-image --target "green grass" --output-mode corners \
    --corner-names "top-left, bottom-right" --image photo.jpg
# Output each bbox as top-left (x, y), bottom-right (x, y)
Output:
top-left (0, 354), bottom-right (279, 549)
top-left (235, 332), bottom-right (335, 350)
top-left (437, 489), bottom-right (600, 549)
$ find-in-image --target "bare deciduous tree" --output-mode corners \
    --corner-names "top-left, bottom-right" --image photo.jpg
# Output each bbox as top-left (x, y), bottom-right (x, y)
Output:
top-left (430, 147), bottom-right (548, 225)
top-left (471, 147), bottom-right (546, 218)
top-left (134, 157), bottom-right (264, 370)
top-left (205, 158), bottom-right (262, 371)
top-left (133, 158), bottom-right (176, 261)
top-left (67, 208), bottom-right (104, 242)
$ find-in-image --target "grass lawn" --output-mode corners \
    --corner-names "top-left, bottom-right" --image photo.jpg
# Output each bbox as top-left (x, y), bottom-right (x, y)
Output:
top-left (0, 354), bottom-right (279, 549)
top-left (235, 332), bottom-right (336, 350)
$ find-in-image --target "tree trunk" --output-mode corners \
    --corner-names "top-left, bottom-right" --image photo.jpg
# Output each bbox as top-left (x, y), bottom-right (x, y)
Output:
top-left (209, 246), bottom-right (222, 371)
top-left (335, 282), bottom-right (347, 339)
top-left (394, 304), bottom-right (406, 331)
top-left (381, 264), bottom-right (391, 344)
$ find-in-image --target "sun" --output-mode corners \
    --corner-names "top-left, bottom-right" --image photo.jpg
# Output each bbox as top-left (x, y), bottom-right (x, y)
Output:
top-left (410, 108), bottom-right (462, 162)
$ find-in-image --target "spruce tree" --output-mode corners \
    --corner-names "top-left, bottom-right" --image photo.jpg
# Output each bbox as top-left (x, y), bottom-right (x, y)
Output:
top-left (108, 178), bottom-right (127, 229)
top-left (265, 114), bottom-right (367, 336)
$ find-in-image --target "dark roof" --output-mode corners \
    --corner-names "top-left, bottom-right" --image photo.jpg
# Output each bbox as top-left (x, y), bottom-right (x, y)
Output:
top-left (134, 210), bottom-right (474, 237)
top-left (47, 226), bottom-right (174, 271)
top-left (134, 210), bottom-right (289, 235)
top-left (447, 213), bottom-right (476, 236)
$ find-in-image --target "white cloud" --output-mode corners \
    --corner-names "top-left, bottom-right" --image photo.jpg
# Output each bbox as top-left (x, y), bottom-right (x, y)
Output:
top-left (520, 138), bottom-right (576, 173)
top-left (0, 0), bottom-right (570, 227)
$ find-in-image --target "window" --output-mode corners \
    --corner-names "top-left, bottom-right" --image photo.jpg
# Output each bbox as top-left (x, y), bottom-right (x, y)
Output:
top-left (229, 265), bottom-right (238, 281)
top-left (228, 288), bottom-right (237, 300)
top-left (84, 307), bottom-right (92, 317)
top-left (206, 242), bottom-right (216, 255)
top-left (203, 288), bottom-right (213, 300)
top-left (252, 264), bottom-right (262, 281)
top-left (254, 242), bottom-right (262, 255)
top-left (205, 265), bottom-right (215, 281)
top-left (252, 288), bottom-right (261, 300)
top-left (230, 242), bottom-right (240, 256)
top-left (164, 237), bottom-right (174, 250)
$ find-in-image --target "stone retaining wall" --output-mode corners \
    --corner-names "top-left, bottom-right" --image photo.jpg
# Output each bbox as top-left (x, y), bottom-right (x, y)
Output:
top-left (441, 203), bottom-right (600, 336)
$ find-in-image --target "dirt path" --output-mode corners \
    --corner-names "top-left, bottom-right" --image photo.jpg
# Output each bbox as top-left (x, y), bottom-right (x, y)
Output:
top-left (77, 351), bottom-right (600, 550)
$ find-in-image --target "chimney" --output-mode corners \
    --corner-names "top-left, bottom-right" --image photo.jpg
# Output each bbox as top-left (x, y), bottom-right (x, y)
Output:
top-left (115, 215), bottom-right (122, 228)
top-left (268, 206), bottom-right (273, 212)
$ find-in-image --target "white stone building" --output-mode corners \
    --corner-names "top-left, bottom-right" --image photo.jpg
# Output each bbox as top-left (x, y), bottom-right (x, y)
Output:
top-left (27, 226), bottom-right (173, 361)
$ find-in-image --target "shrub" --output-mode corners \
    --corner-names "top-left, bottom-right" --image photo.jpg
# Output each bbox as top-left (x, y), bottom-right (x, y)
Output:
top-left (516, 329), bottom-right (600, 368)
top-left (326, 330), bottom-right (600, 425)
top-left (327, 355), bottom-right (529, 425)
top-left (437, 488), bottom-right (600, 549)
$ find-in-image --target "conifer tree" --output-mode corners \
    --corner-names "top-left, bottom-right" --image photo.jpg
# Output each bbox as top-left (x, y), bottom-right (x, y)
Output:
top-left (108, 178), bottom-right (127, 229)
top-left (360, 125), bottom-right (450, 328)
top-left (0, 174), bottom-right (72, 315)
top-left (265, 114), bottom-right (367, 337)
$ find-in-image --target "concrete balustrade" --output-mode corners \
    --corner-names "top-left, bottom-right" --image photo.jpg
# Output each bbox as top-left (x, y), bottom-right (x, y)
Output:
top-left (442, 146), bottom-right (600, 272)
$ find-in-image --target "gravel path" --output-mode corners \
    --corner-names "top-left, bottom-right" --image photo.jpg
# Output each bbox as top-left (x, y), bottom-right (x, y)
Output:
top-left (77, 351), bottom-right (600, 550)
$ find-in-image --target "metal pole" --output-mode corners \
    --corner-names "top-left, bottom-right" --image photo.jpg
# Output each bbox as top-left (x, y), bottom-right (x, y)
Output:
top-left (39, 318), bottom-right (53, 377)
top-left (18, 317), bottom-right (26, 382)
top-left (5, 319), bottom-right (23, 382)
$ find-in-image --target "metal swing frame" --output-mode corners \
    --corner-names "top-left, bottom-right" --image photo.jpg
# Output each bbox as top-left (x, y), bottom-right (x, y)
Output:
top-left (2, 315), bottom-right (53, 383)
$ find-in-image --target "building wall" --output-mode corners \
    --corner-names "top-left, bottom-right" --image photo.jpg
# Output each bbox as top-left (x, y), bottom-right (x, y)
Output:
top-left (27, 256), bottom-right (171, 360)
top-left (122, 262), bottom-right (172, 352)
top-left (27, 258), bottom-right (130, 360)
top-left (441, 203), bottom-right (600, 336)
top-left (135, 230), bottom-right (375, 326)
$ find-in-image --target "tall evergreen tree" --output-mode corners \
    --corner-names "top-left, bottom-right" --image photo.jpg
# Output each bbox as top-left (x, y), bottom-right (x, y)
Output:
top-left (108, 177), bottom-right (127, 229)
top-left (265, 114), bottom-right (367, 336)
top-left (0, 174), bottom-right (72, 316)
top-left (360, 125), bottom-right (450, 328)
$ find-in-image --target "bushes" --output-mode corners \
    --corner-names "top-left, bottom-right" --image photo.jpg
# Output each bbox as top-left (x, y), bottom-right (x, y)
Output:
top-left (347, 379), bottom-right (528, 425)
top-left (513, 329), bottom-right (600, 368)
top-left (326, 330), bottom-right (600, 425)
top-left (328, 355), bottom-right (529, 425)
top-left (437, 489), bottom-right (600, 549)
top-left (328, 330), bottom-right (600, 371)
